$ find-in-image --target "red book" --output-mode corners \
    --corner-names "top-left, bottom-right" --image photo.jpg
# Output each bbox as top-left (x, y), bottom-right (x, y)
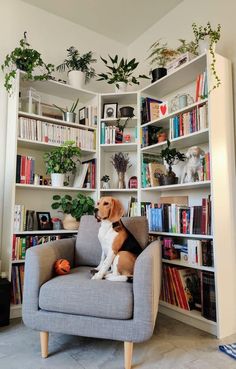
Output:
top-left (12, 235), bottom-right (16, 260)
top-left (20, 156), bottom-right (26, 184)
top-left (195, 75), bottom-right (200, 102)
top-left (26, 157), bottom-right (31, 184)
top-left (201, 198), bottom-right (207, 235)
top-left (174, 268), bottom-right (189, 310)
top-left (168, 266), bottom-right (178, 306)
top-left (169, 267), bottom-right (182, 307)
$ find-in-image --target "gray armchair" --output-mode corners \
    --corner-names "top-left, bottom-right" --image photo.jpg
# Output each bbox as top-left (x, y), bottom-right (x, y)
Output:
top-left (23, 215), bottom-right (161, 369)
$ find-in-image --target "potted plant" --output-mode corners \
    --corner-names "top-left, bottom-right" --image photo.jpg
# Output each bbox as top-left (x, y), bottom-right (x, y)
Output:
top-left (57, 46), bottom-right (96, 88)
top-left (51, 193), bottom-right (95, 230)
top-left (1, 32), bottom-right (54, 93)
top-left (97, 55), bottom-right (149, 92)
top-left (176, 39), bottom-right (198, 55)
top-left (101, 175), bottom-right (110, 189)
top-left (53, 98), bottom-right (79, 123)
top-left (147, 40), bottom-right (178, 82)
top-left (111, 152), bottom-right (132, 189)
top-left (158, 140), bottom-right (185, 185)
top-left (157, 129), bottom-right (167, 143)
top-left (192, 22), bottom-right (221, 91)
top-left (115, 117), bottom-right (130, 143)
top-left (43, 141), bottom-right (81, 187)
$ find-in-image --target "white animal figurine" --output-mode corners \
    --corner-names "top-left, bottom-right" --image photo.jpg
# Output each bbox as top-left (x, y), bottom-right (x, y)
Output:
top-left (181, 146), bottom-right (205, 183)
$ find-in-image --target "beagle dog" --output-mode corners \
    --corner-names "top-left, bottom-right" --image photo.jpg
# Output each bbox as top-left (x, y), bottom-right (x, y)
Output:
top-left (92, 197), bottom-right (142, 281)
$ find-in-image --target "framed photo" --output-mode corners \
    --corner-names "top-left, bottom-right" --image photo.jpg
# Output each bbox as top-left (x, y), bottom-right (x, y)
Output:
top-left (79, 107), bottom-right (86, 125)
top-left (103, 103), bottom-right (118, 119)
top-left (36, 212), bottom-right (52, 230)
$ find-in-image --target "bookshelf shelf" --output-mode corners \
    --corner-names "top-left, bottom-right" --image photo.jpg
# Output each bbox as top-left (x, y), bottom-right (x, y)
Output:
top-left (12, 260), bottom-right (25, 264)
top-left (100, 188), bottom-right (138, 193)
top-left (15, 230), bottom-right (78, 235)
top-left (100, 143), bottom-right (138, 152)
top-left (15, 184), bottom-right (95, 192)
top-left (18, 111), bottom-right (96, 131)
top-left (149, 232), bottom-right (213, 239)
top-left (141, 98), bottom-right (208, 129)
top-left (141, 129), bottom-right (209, 153)
top-left (162, 259), bottom-right (214, 272)
top-left (17, 138), bottom-right (96, 155)
top-left (141, 181), bottom-right (211, 192)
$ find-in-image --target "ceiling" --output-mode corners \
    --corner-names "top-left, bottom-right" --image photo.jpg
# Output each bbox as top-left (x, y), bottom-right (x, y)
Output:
top-left (21, 0), bottom-right (183, 45)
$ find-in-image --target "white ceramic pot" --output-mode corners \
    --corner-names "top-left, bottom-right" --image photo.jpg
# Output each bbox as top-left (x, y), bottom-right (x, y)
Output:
top-left (101, 181), bottom-right (110, 189)
top-left (115, 82), bottom-right (127, 93)
top-left (62, 214), bottom-right (80, 230)
top-left (51, 173), bottom-right (65, 187)
top-left (68, 70), bottom-right (85, 89)
top-left (198, 37), bottom-right (215, 54)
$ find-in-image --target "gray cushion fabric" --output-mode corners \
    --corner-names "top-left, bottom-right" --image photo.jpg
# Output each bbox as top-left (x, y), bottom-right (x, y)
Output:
top-left (39, 266), bottom-right (133, 320)
top-left (75, 216), bottom-right (101, 267)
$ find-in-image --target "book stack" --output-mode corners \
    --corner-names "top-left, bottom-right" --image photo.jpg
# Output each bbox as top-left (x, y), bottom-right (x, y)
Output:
top-left (18, 117), bottom-right (95, 150)
top-left (142, 196), bottom-right (212, 235)
top-left (195, 71), bottom-right (208, 101)
top-left (79, 106), bottom-right (97, 126)
top-left (11, 264), bottom-right (24, 305)
top-left (171, 103), bottom-right (208, 139)
top-left (73, 159), bottom-right (96, 189)
top-left (141, 97), bottom-right (163, 124)
top-left (200, 152), bottom-right (211, 181)
top-left (100, 122), bottom-right (116, 144)
top-left (14, 205), bottom-right (27, 232)
top-left (16, 155), bottom-right (35, 184)
top-left (12, 235), bottom-right (61, 260)
top-left (127, 197), bottom-right (138, 217)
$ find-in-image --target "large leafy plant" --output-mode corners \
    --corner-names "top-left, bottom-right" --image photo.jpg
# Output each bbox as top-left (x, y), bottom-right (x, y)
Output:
top-left (57, 46), bottom-right (96, 83)
top-left (51, 193), bottom-right (95, 221)
top-left (97, 55), bottom-right (149, 88)
top-left (44, 141), bottom-right (81, 174)
top-left (160, 140), bottom-right (185, 173)
top-left (147, 40), bottom-right (178, 69)
top-left (1, 32), bottom-right (54, 93)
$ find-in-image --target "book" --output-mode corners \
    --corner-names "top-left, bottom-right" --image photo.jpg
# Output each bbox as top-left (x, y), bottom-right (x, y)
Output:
top-left (201, 271), bottom-right (216, 321)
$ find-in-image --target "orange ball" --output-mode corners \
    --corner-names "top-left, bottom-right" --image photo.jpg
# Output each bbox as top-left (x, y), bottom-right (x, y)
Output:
top-left (54, 259), bottom-right (71, 275)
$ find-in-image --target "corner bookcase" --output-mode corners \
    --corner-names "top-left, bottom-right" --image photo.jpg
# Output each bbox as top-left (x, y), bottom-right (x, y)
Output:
top-left (2, 52), bottom-right (236, 339)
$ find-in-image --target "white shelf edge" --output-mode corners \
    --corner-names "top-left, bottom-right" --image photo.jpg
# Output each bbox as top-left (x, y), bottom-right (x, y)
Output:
top-left (100, 188), bottom-right (138, 192)
top-left (14, 230), bottom-right (78, 235)
top-left (16, 184), bottom-right (96, 191)
top-left (141, 98), bottom-right (208, 129)
top-left (18, 111), bottom-right (97, 131)
top-left (162, 259), bottom-right (214, 272)
top-left (141, 181), bottom-right (211, 191)
top-left (100, 116), bottom-right (137, 122)
top-left (12, 259), bottom-right (25, 264)
top-left (150, 232), bottom-right (213, 239)
top-left (17, 138), bottom-right (96, 153)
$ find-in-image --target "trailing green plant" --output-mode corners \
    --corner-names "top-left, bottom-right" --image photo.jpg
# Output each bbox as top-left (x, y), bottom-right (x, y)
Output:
top-left (44, 141), bottom-right (81, 174)
top-left (176, 39), bottom-right (198, 55)
top-left (159, 140), bottom-right (185, 173)
top-left (116, 117), bottom-right (130, 132)
top-left (192, 22), bottom-right (221, 92)
top-left (147, 40), bottom-right (178, 69)
top-left (53, 98), bottom-right (79, 114)
top-left (97, 55), bottom-right (149, 88)
top-left (101, 175), bottom-right (110, 183)
top-left (1, 32), bottom-right (54, 93)
top-left (57, 46), bottom-right (96, 83)
top-left (51, 193), bottom-right (95, 221)
top-left (111, 152), bottom-right (132, 173)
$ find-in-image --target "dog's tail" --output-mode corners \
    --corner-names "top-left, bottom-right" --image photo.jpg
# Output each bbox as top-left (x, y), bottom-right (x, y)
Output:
top-left (105, 274), bottom-right (133, 283)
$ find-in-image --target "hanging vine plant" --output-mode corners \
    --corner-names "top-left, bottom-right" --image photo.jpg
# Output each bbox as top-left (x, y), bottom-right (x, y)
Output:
top-left (1, 32), bottom-right (54, 93)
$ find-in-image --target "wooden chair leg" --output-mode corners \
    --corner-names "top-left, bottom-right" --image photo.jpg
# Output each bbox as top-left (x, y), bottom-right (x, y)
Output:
top-left (40, 331), bottom-right (49, 358)
top-left (124, 341), bottom-right (133, 369)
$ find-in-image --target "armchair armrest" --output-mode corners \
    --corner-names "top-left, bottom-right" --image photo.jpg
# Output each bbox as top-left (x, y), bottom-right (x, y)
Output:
top-left (133, 240), bottom-right (162, 334)
top-left (23, 238), bottom-right (75, 319)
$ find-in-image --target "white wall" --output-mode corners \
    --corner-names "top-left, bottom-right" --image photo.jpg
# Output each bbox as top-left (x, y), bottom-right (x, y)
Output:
top-left (0, 0), bottom-right (127, 263)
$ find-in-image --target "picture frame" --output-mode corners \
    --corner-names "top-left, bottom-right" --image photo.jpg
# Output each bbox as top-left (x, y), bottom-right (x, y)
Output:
top-left (103, 103), bottom-right (118, 119)
top-left (36, 212), bottom-right (52, 230)
top-left (79, 107), bottom-right (86, 125)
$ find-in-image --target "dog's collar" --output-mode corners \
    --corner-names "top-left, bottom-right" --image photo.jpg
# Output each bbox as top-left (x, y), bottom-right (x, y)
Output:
top-left (112, 221), bottom-right (120, 228)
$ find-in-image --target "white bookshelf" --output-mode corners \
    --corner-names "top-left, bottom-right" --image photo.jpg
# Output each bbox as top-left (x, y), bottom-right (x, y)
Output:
top-left (162, 259), bottom-right (214, 273)
top-left (16, 184), bottom-right (95, 192)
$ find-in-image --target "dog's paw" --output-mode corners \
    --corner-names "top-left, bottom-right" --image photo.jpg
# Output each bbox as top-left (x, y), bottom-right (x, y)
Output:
top-left (91, 272), bottom-right (103, 280)
top-left (90, 268), bottom-right (98, 276)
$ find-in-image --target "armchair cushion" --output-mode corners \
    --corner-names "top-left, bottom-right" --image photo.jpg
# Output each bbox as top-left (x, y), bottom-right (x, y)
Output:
top-left (39, 266), bottom-right (133, 320)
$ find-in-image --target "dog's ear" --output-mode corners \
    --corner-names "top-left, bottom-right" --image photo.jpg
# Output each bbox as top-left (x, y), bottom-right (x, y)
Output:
top-left (199, 148), bottom-right (205, 157)
top-left (109, 198), bottom-right (124, 222)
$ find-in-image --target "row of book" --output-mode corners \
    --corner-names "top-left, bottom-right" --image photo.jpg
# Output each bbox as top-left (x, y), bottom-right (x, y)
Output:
top-left (11, 265), bottom-right (24, 305)
top-left (195, 71), bottom-right (208, 101)
top-left (127, 197), bottom-right (138, 217)
top-left (171, 104), bottom-right (208, 139)
top-left (73, 159), bottom-right (96, 189)
top-left (162, 238), bottom-right (214, 267)
top-left (12, 235), bottom-right (62, 260)
top-left (141, 97), bottom-right (163, 124)
top-left (100, 123), bottom-right (117, 144)
top-left (14, 205), bottom-right (30, 232)
top-left (18, 117), bottom-right (95, 150)
top-left (161, 265), bottom-right (216, 321)
top-left (142, 197), bottom-right (211, 235)
top-left (79, 105), bottom-right (98, 127)
top-left (16, 155), bottom-right (35, 184)
top-left (200, 152), bottom-right (211, 181)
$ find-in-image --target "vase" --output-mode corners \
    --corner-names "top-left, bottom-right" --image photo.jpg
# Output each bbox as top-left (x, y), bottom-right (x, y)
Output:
top-left (101, 181), bottom-right (110, 189)
top-left (51, 173), bottom-right (65, 187)
top-left (68, 70), bottom-right (85, 89)
top-left (117, 171), bottom-right (126, 189)
top-left (115, 82), bottom-right (127, 93)
top-left (63, 112), bottom-right (76, 123)
top-left (151, 67), bottom-right (167, 82)
top-left (62, 214), bottom-right (80, 230)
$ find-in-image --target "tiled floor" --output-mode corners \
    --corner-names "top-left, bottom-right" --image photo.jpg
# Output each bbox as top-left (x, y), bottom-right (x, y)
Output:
top-left (0, 314), bottom-right (236, 369)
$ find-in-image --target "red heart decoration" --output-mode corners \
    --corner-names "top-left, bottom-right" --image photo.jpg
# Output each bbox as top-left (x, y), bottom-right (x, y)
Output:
top-left (160, 104), bottom-right (167, 115)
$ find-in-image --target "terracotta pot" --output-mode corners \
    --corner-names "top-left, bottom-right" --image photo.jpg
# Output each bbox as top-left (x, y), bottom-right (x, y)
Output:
top-left (158, 133), bottom-right (167, 142)
top-left (62, 214), bottom-right (80, 230)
